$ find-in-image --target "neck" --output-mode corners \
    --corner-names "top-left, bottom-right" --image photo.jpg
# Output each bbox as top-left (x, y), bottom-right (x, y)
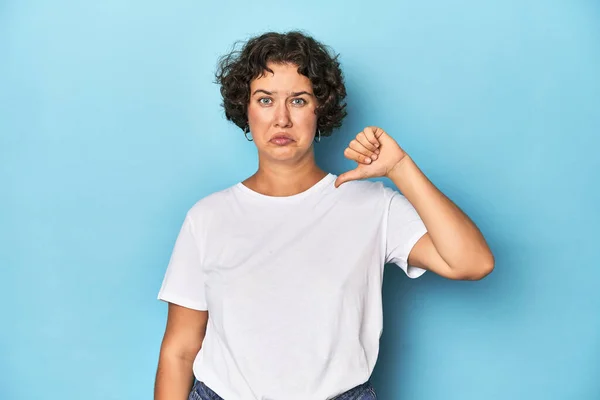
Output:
top-left (243, 154), bottom-right (328, 197)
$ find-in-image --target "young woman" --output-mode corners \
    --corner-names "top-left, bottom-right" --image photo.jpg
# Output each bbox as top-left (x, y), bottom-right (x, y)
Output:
top-left (155, 31), bottom-right (494, 400)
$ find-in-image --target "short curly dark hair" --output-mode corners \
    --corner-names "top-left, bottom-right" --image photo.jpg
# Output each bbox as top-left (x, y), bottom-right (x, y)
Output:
top-left (215, 31), bottom-right (347, 137)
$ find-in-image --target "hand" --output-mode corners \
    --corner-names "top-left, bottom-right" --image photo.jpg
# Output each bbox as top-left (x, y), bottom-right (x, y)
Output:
top-left (334, 126), bottom-right (408, 188)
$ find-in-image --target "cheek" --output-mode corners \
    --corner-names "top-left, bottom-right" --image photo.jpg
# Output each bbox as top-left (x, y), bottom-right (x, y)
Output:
top-left (247, 104), bottom-right (268, 124)
top-left (296, 108), bottom-right (318, 128)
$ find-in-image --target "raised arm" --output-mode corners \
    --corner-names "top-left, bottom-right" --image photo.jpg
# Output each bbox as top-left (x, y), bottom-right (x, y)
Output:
top-left (387, 156), bottom-right (494, 280)
top-left (335, 126), bottom-right (494, 280)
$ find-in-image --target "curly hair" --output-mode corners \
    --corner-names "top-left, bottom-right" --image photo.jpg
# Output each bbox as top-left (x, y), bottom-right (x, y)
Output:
top-left (215, 31), bottom-right (347, 137)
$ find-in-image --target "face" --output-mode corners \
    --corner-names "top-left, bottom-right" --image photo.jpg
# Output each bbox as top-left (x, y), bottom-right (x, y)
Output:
top-left (247, 62), bottom-right (318, 163)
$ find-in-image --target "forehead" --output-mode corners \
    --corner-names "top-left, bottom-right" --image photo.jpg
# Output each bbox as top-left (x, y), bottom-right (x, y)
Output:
top-left (250, 62), bottom-right (313, 92)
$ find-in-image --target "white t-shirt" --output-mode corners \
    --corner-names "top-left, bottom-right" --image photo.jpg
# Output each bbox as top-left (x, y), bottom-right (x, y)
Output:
top-left (157, 173), bottom-right (427, 400)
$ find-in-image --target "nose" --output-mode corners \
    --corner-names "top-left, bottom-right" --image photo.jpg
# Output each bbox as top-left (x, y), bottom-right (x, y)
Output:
top-left (273, 101), bottom-right (292, 128)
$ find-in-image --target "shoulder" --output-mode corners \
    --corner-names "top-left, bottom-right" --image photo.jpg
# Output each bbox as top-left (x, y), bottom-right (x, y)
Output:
top-left (333, 178), bottom-right (398, 206)
top-left (185, 184), bottom-right (237, 222)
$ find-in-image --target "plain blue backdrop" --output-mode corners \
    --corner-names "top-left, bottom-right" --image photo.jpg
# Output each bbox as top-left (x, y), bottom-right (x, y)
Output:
top-left (1, 1), bottom-right (599, 399)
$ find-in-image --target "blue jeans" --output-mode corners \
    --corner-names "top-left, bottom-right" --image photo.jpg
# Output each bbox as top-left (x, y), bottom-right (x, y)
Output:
top-left (188, 380), bottom-right (377, 400)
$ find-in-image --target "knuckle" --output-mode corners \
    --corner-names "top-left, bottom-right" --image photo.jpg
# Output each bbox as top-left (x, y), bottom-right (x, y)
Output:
top-left (360, 138), bottom-right (372, 148)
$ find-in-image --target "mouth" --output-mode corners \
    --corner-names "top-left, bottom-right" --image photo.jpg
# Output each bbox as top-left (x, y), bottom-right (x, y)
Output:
top-left (269, 133), bottom-right (295, 146)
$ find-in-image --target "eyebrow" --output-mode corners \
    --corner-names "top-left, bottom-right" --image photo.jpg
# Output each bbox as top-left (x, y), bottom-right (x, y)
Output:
top-left (252, 89), bottom-right (314, 97)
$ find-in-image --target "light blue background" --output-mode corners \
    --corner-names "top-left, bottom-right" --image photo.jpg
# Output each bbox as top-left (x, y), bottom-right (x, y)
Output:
top-left (1, 1), bottom-right (599, 399)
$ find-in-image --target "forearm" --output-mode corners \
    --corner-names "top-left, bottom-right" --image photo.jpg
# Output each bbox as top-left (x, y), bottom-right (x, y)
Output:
top-left (387, 156), bottom-right (494, 271)
top-left (154, 352), bottom-right (195, 400)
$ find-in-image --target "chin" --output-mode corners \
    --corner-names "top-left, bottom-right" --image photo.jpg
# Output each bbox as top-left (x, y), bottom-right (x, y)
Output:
top-left (262, 147), bottom-right (306, 163)
top-left (269, 153), bottom-right (299, 162)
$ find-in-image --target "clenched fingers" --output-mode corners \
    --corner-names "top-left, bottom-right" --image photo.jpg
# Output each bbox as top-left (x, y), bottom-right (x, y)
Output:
top-left (348, 140), bottom-right (378, 161)
top-left (356, 132), bottom-right (379, 153)
top-left (344, 147), bottom-right (373, 164)
top-left (360, 128), bottom-right (381, 150)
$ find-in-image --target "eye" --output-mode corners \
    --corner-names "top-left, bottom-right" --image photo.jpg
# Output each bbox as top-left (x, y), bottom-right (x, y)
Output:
top-left (291, 98), bottom-right (306, 106)
top-left (258, 97), bottom-right (273, 105)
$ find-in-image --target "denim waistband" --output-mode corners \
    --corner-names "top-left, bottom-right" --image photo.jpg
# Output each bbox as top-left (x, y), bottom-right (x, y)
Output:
top-left (189, 380), bottom-right (375, 400)
top-left (330, 380), bottom-right (373, 399)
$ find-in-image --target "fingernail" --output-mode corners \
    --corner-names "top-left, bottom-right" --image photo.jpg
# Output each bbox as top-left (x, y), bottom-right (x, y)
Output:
top-left (375, 149), bottom-right (380, 154)
top-left (372, 154), bottom-right (378, 160)
top-left (365, 158), bottom-right (372, 163)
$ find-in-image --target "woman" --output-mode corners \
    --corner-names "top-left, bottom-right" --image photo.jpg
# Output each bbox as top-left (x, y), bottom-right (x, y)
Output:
top-left (154, 31), bottom-right (494, 400)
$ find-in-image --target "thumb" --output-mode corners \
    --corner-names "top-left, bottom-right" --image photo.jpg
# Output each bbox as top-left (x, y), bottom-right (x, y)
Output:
top-left (334, 169), bottom-right (363, 188)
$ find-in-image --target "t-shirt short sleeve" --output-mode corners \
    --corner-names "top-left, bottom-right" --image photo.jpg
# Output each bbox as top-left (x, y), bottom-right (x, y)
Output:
top-left (384, 187), bottom-right (428, 279)
top-left (157, 214), bottom-right (208, 310)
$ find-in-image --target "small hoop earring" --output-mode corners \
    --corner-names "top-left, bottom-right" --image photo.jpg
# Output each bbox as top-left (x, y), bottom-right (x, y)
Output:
top-left (243, 125), bottom-right (253, 141)
top-left (314, 129), bottom-right (321, 143)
